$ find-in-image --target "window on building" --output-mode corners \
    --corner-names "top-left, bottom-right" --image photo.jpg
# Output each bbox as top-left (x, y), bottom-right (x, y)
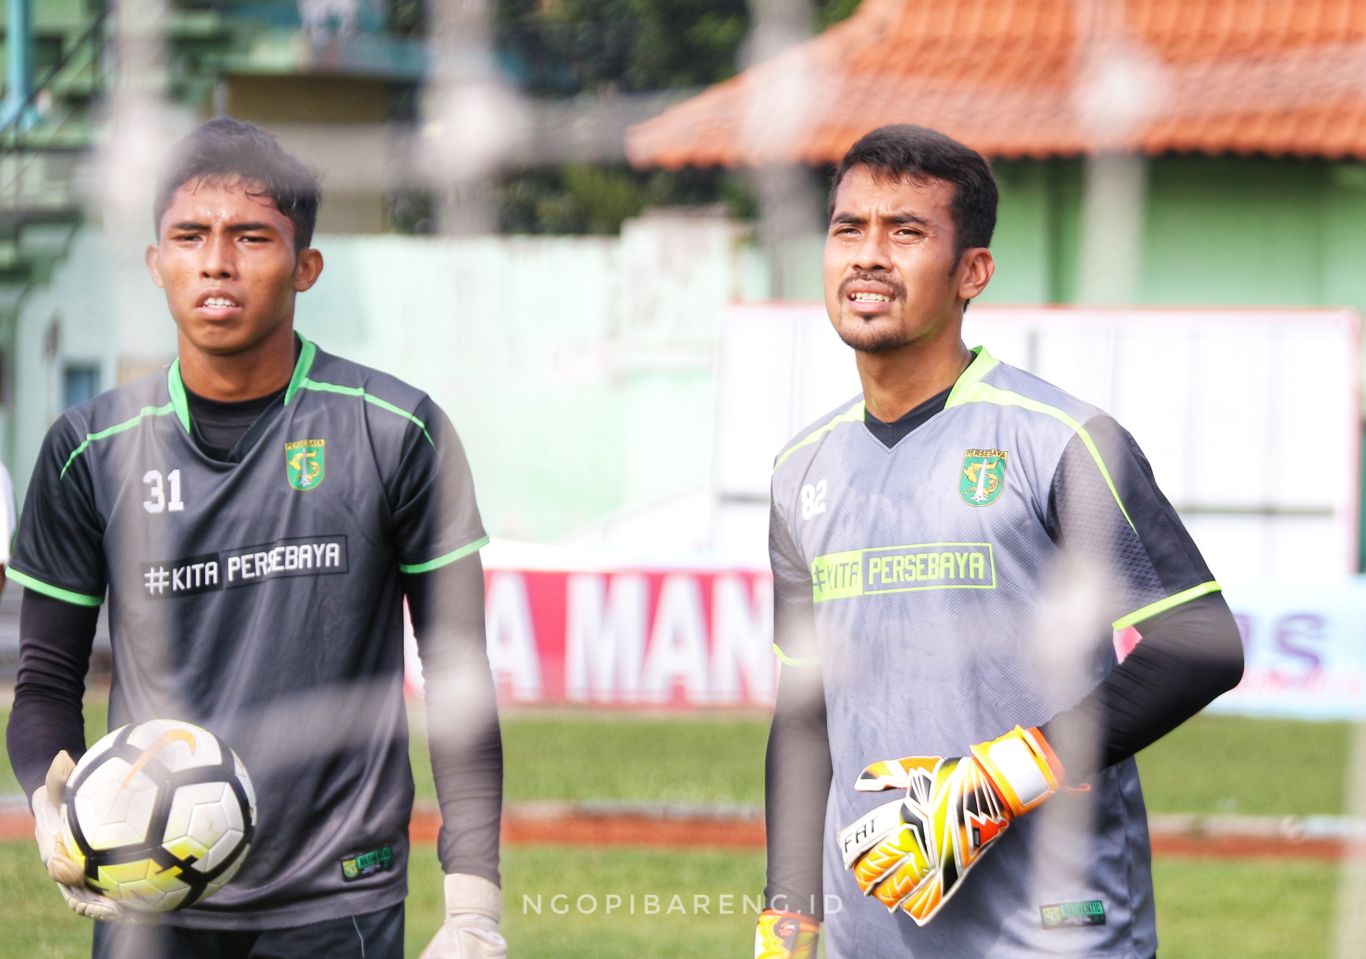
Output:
top-left (63, 364), bottom-right (100, 409)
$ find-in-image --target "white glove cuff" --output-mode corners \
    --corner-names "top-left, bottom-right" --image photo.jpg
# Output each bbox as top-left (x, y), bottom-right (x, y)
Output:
top-left (972, 726), bottom-right (1062, 815)
top-left (32, 785), bottom-right (62, 859)
top-left (982, 736), bottom-right (1050, 803)
top-left (443, 873), bottom-right (501, 922)
top-left (31, 784), bottom-right (52, 819)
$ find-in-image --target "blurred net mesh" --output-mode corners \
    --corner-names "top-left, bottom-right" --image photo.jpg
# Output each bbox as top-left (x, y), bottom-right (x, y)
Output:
top-left (19, 0), bottom-right (1362, 953)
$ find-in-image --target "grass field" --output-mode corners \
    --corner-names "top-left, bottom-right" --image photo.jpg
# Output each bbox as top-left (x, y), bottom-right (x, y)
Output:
top-left (0, 706), bottom-right (1356, 956)
top-left (6, 705), bottom-right (1349, 816)
top-left (0, 841), bottom-right (1344, 959)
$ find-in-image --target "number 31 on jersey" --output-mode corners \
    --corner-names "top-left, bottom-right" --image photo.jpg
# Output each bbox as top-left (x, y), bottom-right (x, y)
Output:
top-left (143, 469), bottom-right (185, 514)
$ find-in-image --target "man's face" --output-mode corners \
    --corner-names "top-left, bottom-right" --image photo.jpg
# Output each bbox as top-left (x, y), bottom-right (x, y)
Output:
top-left (823, 166), bottom-right (990, 354)
top-left (146, 177), bottom-right (321, 361)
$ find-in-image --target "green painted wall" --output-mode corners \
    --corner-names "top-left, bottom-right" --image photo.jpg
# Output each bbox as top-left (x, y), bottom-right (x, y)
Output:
top-left (980, 161), bottom-right (1058, 305)
top-left (983, 156), bottom-right (1366, 312)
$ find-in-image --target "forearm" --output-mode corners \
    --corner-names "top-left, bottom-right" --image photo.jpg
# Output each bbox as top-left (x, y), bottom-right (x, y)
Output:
top-left (1042, 592), bottom-right (1244, 779)
top-left (764, 665), bottom-right (831, 918)
top-left (424, 664), bottom-right (503, 884)
top-left (7, 592), bottom-right (99, 796)
top-left (405, 558), bottom-right (503, 885)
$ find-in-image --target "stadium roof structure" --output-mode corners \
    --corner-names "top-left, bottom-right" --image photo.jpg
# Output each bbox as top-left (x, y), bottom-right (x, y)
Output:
top-left (625, 0), bottom-right (1366, 167)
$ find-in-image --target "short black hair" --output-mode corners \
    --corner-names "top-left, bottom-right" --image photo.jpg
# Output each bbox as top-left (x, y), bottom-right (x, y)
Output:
top-left (830, 125), bottom-right (998, 258)
top-left (153, 117), bottom-right (321, 250)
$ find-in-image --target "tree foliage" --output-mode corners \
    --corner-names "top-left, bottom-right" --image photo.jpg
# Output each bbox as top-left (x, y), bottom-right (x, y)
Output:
top-left (498, 164), bottom-right (756, 234)
top-left (494, 0), bottom-right (750, 95)
top-left (484, 0), bottom-right (858, 233)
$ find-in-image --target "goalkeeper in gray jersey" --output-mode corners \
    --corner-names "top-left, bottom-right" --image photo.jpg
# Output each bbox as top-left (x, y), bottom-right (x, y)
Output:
top-left (753, 126), bottom-right (1244, 959)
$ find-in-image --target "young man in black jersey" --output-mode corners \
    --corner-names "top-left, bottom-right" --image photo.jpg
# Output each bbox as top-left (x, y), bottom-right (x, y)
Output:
top-left (7, 118), bottom-right (506, 959)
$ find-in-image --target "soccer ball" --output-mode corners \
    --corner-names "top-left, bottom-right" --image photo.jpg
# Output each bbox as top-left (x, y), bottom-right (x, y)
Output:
top-left (58, 718), bottom-right (256, 912)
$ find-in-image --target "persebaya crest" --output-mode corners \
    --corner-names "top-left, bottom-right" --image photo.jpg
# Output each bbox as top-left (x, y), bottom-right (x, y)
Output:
top-left (960, 448), bottom-right (1007, 506)
top-left (285, 439), bottom-right (326, 491)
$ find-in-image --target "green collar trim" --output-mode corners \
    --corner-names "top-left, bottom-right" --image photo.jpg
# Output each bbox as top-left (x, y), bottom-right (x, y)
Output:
top-left (167, 360), bottom-right (192, 434)
top-left (288, 339), bottom-right (436, 448)
top-left (945, 346), bottom-right (998, 408)
top-left (167, 335), bottom-right (314, 431)
top-left (284, 335), bottom-right (318, 405)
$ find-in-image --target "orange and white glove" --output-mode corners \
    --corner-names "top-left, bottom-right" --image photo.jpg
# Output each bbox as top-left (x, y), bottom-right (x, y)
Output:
top-left (753, 908), bottom-right (819, 958)
top-left (837, 726), bottom-right (1064, 925)
top-left (31, 751), bottom-right (137, 922)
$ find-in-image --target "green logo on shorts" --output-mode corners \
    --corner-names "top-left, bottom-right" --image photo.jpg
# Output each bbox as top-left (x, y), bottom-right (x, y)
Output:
top-left (285, 438), bottom-right (326, 491)
top-left (1040, 899), bottom-right (1106, 928)
top-left (340, 845), bottom-right (393, 881)
top-left (960, 448), bottom-right (1007, 506)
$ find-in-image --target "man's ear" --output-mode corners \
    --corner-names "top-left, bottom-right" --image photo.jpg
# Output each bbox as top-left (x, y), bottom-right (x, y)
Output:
top-left (958, 247), bottom-right (994, 302)
top-left (145, 245), bottom-right (165, 289)
top-left (293, 248), bottom-right (324, 292)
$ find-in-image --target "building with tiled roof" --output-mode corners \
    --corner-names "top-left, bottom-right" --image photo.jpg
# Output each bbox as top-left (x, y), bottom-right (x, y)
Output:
top-left (622, 0), bottom-right (1366, 313)
top-left (627, 0), bottom-right (1366, 569)
top-left (628, 0), bottom-right (1366, 167)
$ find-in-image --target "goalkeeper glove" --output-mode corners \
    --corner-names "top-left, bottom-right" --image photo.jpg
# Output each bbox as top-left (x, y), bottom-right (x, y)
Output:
top-left (754, 909), bottom-right (819, 959)
top-left (836, 725), bottom-right (1064, 925)
top-left (418, 873), bottom-right (508, 959)
top-left (31, 751), bottom-right (139, 922)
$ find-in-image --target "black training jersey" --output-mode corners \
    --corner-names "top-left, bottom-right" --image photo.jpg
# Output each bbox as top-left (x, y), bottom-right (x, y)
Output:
top-left (11, 336), bottom-right (487, 929)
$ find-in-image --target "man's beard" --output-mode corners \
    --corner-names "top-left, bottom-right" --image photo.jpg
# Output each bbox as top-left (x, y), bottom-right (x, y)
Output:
top-left (832, 271), bottom-right (912, 353)
top-left (834, 321), bottom-right (914, 354)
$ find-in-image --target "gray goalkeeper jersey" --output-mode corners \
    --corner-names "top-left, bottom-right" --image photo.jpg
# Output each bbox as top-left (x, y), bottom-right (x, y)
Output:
top-left (11, 336), bottom-right (487, 929)
top-left (770, 348), bottom-right (1218, 958)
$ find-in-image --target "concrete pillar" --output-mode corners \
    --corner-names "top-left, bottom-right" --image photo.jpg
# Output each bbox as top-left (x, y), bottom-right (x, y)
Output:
top-left (3, 0), bottom-right (33, 130)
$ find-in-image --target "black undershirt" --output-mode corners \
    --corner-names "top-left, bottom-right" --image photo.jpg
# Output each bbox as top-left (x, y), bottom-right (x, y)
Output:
top-left (863, 384), bottom-right (954, 448)
top-left (185, 386), bottom-right (285, 461)
top-left (182, 336), bottom-right (301, 461)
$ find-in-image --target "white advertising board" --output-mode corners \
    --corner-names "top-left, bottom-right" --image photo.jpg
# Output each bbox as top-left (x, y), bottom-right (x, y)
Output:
top-left (714, 304), bottom-right (1362, 587)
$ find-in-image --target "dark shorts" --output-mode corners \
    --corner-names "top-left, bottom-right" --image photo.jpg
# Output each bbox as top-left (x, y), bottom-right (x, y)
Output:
top-left (91, 902), bottom-right (404, 959)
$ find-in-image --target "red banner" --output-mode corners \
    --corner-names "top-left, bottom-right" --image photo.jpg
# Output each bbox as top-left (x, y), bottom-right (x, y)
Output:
top-left (481, 566), bottom-right (776, 707)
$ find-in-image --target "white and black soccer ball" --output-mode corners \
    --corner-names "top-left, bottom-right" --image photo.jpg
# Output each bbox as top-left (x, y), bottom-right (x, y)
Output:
top-left (59, 718), bottom-right (256, 912)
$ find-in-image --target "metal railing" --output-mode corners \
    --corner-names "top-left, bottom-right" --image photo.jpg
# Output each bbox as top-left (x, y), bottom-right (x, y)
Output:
top-left (1, 10), bottom-right (114, 240)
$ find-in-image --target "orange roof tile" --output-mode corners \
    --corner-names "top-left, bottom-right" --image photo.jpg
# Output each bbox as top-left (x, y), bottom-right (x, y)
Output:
top-left (626, 0), bottom-right (1366, 167)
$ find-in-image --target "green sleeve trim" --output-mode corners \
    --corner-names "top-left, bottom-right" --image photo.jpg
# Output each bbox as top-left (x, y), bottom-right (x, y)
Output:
top-left (283, 335), bottom-right (318, 405)
top-left (293, 377), bottom-right (437, 449)
top-left (1112, 581), bottom-right (1221, 631)
top-left (399, 535), bottom-right (490, 574)
top-left (772, 643), bottom-right (819, 668)
top-left (944, 346), bottom-right (999, 407)
top-left (773, 400), bottom-right (865, 472)
top-left (949, 380), bottom-right (1137, 533)
top-left (8, 568), bottom-right (103, 607)
top-left (60, 402), bottom-right (178, 479)
top-left (166, 361), bottom-right (192, 433)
